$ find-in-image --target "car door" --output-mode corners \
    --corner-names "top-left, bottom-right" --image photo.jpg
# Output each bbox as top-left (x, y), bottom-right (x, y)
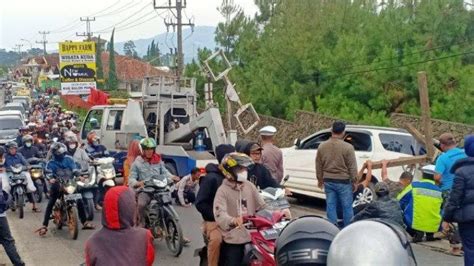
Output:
top-left (101, 109), bottom-right (124, 150)
top-left (283, 131), bottom-right (332, 198)
top-left (343, 130), bottom-right (374, 170)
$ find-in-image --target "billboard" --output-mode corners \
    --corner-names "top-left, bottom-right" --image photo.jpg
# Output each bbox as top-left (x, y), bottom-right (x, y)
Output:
top-left (59, 42), bottom-right (96, 95)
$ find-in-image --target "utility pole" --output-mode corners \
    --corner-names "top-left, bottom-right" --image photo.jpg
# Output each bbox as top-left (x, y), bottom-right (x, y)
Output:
top-left (76, 17), bottom-right (96, 41)
top-left (154, 0), bottom-right (194, 84)
top-left (36, 31), bottom-right (50, 55)
top-left (14, 44), bottom-right (24, 55)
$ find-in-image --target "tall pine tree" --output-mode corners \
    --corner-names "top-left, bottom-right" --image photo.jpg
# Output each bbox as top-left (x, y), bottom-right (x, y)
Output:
top-left (95, 35), bottom-right (104, 89)
top-left (107, 29), bottom-right (118, 91)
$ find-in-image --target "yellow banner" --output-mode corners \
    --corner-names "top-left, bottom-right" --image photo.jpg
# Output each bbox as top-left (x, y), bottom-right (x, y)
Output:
top-left (59, 42), bottom-right (96, 55)
top-left (59, 41), bottom-right (97, 94)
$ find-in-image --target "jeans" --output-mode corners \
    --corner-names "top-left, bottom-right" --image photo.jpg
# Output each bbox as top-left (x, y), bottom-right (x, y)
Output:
top-left (325, 181), bottom-right (353, 227)
top-left (459, 222), bottom-right (474, 266)
top-left (0, 217), bottom-right (24, 266)
top-left (137, 192), bottom-right (152, 227)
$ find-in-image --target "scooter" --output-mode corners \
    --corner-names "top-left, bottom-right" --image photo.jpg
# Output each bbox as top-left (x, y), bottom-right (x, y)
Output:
top-left (27, 157), bottom-right (48, 203)
top-left (92, 157), bottom-right (117, 206)
top-left (7, 164), bottom-right (29, 219)
top-left (76, 166), bottom-right (96, 221)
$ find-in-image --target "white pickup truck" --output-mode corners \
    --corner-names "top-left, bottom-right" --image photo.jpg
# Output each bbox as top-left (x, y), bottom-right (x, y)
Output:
top-left (282, 125), bottom-right (425, 204)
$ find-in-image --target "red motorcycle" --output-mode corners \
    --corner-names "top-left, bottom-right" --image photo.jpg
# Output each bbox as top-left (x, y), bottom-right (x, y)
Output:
top-left (243, 209), bottom-right (289, 266)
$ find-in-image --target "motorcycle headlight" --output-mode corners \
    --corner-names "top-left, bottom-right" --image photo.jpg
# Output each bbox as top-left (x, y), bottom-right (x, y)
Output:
top-left (31, 170), bottom-right (41, 178)
top-left (153, 179), bottom-right (167, 188)
top-left (16, 179), bottom-right (23, 184)
top-left (65, 185), bottom-right (76, 194)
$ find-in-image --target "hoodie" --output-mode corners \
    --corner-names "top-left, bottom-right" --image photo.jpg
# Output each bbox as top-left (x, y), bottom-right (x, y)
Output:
top-left (85, 186), bottom-right (154, 266)
top-left (195, 163), bottom-right (225, 221)
top-left (236, 140), bottom-right (279, 189)
top-left (213, 179), bottom-right (265, 244)
top-left (443, 157), bottom-right (474, 223)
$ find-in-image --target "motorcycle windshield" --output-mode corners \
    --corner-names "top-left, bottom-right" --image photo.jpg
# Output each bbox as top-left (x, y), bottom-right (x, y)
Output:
top-left (55, 168), bottom-right (73, 180)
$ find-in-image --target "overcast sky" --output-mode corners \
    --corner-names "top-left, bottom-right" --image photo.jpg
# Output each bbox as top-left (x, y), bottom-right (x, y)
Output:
top-left (0, 0), bottom-right (258, 51)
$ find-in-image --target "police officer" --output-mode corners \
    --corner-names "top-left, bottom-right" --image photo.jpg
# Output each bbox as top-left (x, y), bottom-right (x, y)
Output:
top-left (259, 126), bottom-right (284, 183)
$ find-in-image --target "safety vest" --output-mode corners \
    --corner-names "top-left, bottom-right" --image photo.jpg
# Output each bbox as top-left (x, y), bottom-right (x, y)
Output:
top-left (397, 179), bottom-right (442, 233)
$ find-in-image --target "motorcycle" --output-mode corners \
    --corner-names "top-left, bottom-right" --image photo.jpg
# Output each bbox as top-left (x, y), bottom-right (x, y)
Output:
top-left (76, 166), bottom-right (96, 221)
top-left (7, 164), bottom-right (28, 219)
top-left (139, 177), bottom-right (184, 257)
top-left (47, 169), bottom-right (82, 240)
top-left (28, 157), bottom-right (47, 203)
top-left (91, 157), bottom-right (117, 206)
top-left (242, 184), bottom-right (291, 266)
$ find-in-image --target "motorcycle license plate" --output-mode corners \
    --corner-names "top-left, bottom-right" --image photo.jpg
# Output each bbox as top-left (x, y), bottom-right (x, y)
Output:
top-left (64, 193), bottom-right (82, 201)
top-left (261, 228), bottom-right (280, 240)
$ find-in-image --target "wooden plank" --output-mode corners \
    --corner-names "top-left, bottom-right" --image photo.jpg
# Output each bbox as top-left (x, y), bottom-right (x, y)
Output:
top-left (418, 71), bottom-right (435, 161)
top-left (368, 155), bottom-right (428, 170)
top-left (405, 122), bottom-right (439, 163)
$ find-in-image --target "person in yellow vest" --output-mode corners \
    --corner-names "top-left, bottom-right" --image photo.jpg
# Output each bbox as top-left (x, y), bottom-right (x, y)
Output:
top-left (398, 165), bottom-right (443, 242)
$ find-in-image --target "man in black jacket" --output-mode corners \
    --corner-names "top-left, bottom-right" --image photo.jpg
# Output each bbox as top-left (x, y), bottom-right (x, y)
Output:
top-left (236, 140), bottom-right (279, 190)
top-left (443, 135), bottom-right (474, 266)
top-left (195, 144), bottom-right (235, 266)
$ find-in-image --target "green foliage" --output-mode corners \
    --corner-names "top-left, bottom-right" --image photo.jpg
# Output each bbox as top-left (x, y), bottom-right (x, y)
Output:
top-left (107, 29), bottom-right (119, 91)
top-left (95, 36), bottom-right (104, 89)
top-left (107, 90), bottom-right (130, 99)
top-left (123, 40), bottom-right (139, 59)
top-left (208, 0), bottom-right (474, 125)
top-left (143, 40), bottom-right (161, 66)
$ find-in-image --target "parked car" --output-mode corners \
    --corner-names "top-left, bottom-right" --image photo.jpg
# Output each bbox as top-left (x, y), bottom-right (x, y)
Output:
top-left (1, 102), bottom-right (26, 116)
top-left (0, 115), bottom-right (24, 145)
top-left (0, 110), bottom-right (26, 123)
top-left (282, 125), bottom-right (425, 205)
top-left (12, 96), bottom-right (30, 110)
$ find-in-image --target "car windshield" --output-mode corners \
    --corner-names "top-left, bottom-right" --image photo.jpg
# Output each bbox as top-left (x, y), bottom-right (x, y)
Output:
top-left (2, 106), bottom-right (24, 112)
top-left (0, 118), bottom-right (22, 130)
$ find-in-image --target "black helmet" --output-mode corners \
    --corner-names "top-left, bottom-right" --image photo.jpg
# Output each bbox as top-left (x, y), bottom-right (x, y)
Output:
top-left (0, 146), bottom-right (4, 157)
top-left (51, 142), bottom-right (67, 157)
top-left (275, 216), bottom-right (340, 266)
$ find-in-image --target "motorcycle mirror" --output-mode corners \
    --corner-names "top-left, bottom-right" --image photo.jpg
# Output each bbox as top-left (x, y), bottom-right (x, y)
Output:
top-left (283, 175), bottom-right (290, 183)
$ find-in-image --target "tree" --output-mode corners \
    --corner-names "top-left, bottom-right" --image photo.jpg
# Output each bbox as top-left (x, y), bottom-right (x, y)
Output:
top-left (107, 29), bottom-right (119, 90)
top-left (144, 40), bottom-right (161, 66)
top-left (215, 0), bottom-right (247, 59)
top-left (123, 40), bottom-right (138, 58)
top-left (95, 35), bottom-right (105, 89)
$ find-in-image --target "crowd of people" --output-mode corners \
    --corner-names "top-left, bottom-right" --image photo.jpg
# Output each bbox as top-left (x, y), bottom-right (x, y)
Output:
top-left (1, 91), bottom-right (473, 266)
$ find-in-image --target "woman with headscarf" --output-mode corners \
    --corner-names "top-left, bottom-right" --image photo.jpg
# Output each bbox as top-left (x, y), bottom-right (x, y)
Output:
top-left (443, 135), bottom-right (474, 266)
top-left (123, 140), bottom-right (141, 186)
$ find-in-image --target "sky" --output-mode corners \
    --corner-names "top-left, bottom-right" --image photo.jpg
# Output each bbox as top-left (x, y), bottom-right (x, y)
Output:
top-left (0, 0), bottom-right (259, 51)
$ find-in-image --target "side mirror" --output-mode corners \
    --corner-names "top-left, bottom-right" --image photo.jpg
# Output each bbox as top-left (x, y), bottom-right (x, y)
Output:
top-left (294, 138), bottom-right (301, 149)
top-left (283, 175), bottom-right (290, 182)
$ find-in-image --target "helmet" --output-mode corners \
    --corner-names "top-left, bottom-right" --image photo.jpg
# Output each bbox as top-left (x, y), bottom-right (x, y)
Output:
top-left (421, 164), bottom-right (436, 180)
top-left (140, 138), bottom-right (157, 150)
top-left (65, 134), bottom-right (78, 143)
top-left (6, 141), bottom-right (18, 149)
top-left (275, 216), bottom-right (340, 266)
top-left (219, 152), bottom-right (253, 181)
top-left (27, 122), bottom-right (37, 129)
top-left (22, 135), bottom-right (34, 144)
top-left (87, 132), bottom-right (99, 144)
top-left (0, 146), bottom-right (5, 157)
top-left (19, 126), bottom-right (29, 132)
top-left (51, 142), bottom-right (67, 157)
top-left (327, 219), bottom-right (416, 266)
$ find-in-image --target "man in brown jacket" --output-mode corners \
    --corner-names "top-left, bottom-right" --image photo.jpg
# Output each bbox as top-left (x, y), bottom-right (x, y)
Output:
top-left (316, 121), bottom-right (357, 227)
top-left (213, 153), bottom-right (265, 266)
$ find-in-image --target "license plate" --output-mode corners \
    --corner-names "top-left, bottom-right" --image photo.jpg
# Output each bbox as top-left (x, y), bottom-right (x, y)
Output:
top-left (274, 221), bottom-right (289, 230)
top-left (64, 193), bottom-right (82, 201)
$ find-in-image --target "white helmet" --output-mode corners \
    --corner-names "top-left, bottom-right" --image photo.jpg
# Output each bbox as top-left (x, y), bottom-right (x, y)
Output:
top-left (259, 125), bottom-right (277, 136)
top-left (327, 219), bottom-right (417, 266)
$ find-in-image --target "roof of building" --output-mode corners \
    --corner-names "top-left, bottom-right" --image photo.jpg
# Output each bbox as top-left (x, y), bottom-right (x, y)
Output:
top-left (101, 52), bottom-right (170, 81)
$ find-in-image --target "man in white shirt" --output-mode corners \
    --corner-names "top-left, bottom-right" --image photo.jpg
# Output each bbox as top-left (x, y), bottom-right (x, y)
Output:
top-left (173, 167), bottom-right (201, 207)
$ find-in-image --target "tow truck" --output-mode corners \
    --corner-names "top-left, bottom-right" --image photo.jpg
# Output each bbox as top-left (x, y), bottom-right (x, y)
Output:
top-left (80, 50), bottom-right (260, 176)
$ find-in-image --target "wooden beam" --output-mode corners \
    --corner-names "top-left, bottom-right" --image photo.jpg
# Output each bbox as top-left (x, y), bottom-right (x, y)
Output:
top-left (369, 155), bottom-right (428, 170)
top-left (405, 122), bottom-right (440, 163)
top-left (418, 71), bottom-right (435, 161)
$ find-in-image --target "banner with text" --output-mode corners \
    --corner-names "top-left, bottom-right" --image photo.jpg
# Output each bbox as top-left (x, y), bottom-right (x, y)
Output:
top-left (59, 41), bottom-right (96, 95)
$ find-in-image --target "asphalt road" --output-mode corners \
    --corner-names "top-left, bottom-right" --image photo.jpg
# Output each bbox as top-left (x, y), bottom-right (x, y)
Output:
top-left (0, 196), bottom-right (463, 266)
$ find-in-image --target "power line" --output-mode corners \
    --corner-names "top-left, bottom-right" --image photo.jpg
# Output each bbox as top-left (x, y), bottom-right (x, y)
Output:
top-left (36, 31), bottom-right (50, 55)
top-left (76, 17), bottom-right (96, 41)
top-left (332, 50), bottom-right (474, 78)
top-left (94, 1), bottom-right (152, 33)
top-left (89, 0), bottom-right (122, 17)
top-left (95, 0), bottom-right (138, 17)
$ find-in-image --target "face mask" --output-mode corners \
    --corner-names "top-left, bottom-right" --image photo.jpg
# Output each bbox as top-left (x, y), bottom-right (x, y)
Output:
top-left (68, 144), bottom-right (77, 150)
top-left (92, 141), bottom-right (99, 146)
top-left (25, 142), bottom-right (32, 148)
top-left (236, 170), bottom-right (248, 182)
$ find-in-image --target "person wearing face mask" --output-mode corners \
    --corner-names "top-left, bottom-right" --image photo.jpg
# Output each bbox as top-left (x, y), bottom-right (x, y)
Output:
top-left (85, 132), bottom-right (109, 159)
top-left (213, 153), bottom-right (266, 266)
top-left (65, 135), bottom-right (90, 171)
top-left (18, 135), bottom-right (43, 160)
